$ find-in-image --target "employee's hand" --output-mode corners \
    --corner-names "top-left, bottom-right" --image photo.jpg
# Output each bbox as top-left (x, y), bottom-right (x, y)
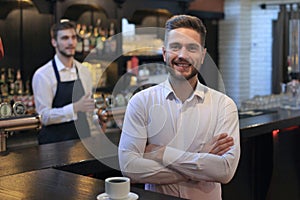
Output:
top-left (144, 144), bottom-right (166, 163)
top-left (203, 133), bottom-right (234, 156)
top-left (73, 93), bottom-right (95, 113)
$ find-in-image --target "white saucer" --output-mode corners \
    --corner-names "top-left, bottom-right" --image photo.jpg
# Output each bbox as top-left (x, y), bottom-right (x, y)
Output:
top-left (96, 192), bottom-right (139, 200)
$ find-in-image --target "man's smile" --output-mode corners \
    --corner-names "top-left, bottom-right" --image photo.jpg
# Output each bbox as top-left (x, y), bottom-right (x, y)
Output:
top-left (173, 61), bottom-right (192, 72)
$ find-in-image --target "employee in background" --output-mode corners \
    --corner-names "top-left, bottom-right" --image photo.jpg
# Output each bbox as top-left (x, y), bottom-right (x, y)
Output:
top-left (32, 20), bottom-right (95, 145)
top-left (118, 15), bottom-right (240, 200)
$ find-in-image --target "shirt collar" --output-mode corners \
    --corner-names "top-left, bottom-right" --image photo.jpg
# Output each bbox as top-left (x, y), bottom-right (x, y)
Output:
top-left (194, 81), bottom-right (205, 100)
top-left (54, 55), bottom-right (76, 72)
top-left (160, 76), bottom-right (205, 101)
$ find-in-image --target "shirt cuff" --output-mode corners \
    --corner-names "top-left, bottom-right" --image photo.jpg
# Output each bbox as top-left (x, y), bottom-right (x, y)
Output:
top-left (162, 146), bottom-right (185, 166)
top-left (64, 103), bottom-right (78, 120)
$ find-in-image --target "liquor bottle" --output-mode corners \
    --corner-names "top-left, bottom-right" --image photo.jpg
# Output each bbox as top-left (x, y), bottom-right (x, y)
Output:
top-left (131, 56), bottom-right (139, 76)
top-left (14, 69), bottom-right (23, 95)
top-left (98, 20), bottom-right (107, 40)
top-left (9, 82), bottom-right (15, 95)
top-left (25, 80), bottom-right (30, 95)
top-left (0, 68), bottom-right (8, 98)
top-left (90, 27), bottom-right (98, 51)
top-left (104, 22), bottom-right (116, 55)
top-left (7, 68), bottom-right (14, 83)
top-left (95, 19), bottom-right (105, 56)
top-left (109, 22), bottom-right (115, 37)
top-left (81, 24), bottom-right (91, 53)
top-left (109, 22), bottom-right (117, 54)
top-left (6, 67), bottom-right (15, 96)
top-left (75, 24), bottom-right (83, 53)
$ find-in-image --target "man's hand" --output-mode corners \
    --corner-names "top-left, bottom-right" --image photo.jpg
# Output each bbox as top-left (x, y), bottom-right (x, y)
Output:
top-left (202, 133), bottom-right (234, 156)
top-left (73, 93), bottom-right (95, 113)
top-left (144, 144), bottom-right (166, 163)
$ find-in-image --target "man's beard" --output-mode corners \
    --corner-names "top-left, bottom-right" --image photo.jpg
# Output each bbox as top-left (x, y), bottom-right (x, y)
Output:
top-left (57, 45), bottom-right (75, 58)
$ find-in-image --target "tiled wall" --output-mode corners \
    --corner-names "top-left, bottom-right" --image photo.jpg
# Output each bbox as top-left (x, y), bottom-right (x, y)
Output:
top-left (219, 0), bottom-right (284, 107)
top-left (250, 1), bottom-right (278, 98)
top-left (219, 0), bottom-right (251, 107)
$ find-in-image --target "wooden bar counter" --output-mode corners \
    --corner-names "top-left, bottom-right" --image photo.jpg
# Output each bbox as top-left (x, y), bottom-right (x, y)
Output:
top-left (0, 139), bottom-right (94, 177)
top-left (0, 168), bottom-right (184, 200)
top-left (0, 139), bottom-right (185, 199)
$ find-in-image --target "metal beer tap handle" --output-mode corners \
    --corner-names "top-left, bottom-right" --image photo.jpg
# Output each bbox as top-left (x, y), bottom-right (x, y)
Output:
top-left (0, 115), bottom-right (41, 153)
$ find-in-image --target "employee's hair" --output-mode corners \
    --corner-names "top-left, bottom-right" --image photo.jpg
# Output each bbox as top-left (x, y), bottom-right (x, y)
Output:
top-left (165, 15), bottom-right (206, 46)
top-left (50, 19), bottom-right (76, 40)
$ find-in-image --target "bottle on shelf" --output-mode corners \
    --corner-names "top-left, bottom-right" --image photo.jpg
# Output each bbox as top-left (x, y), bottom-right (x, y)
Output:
top-left (0, 67), bottom-right (36, 116)
top-left (25, 80), bottom-right (30, 95)
top-left (14, 69), bottom-right (23, 95)
top-left (75, 24), bottom-right (83, 53)
top-left (5, 67), bottom-right (15, 97)
top-left (96, 19), bottom-right (106, 56)
top-left (7, 68), bottom-right (14, 83)
top-left (88, 25), bottom-right (94, 50)
top-left (90, 27), bottom-right (98, 52)
top-left (0, 72), bottom-right (8, 98)
top-left (80, 24), bottom-right (91, 54)
top-left (131, 56), bottom-right (139, 76)
top-left (104, 22), bottom-right (117, 55)
top-left (109, 22), bottom-right (117, 54)
top-left (9, 82), bottom-right (15, 96)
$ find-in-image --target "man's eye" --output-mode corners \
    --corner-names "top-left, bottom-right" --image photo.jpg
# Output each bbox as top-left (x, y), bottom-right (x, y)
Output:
top-left (169, 44), bottom-right (181, 51)
top-left (187, 44), bottom-right (199, 52)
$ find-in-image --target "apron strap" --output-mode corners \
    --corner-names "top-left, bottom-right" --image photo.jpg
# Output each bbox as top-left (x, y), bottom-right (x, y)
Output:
top-left (52, 59), bottom-right (61, 82)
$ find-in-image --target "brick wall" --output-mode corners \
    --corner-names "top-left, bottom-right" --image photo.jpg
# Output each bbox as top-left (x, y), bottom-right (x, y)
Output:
top-left (219, 0), bottom-right (283, 107)
top-left (250, 1), bottom-right (278, 98)
top-left (219, 0), bottom-right (251, 106)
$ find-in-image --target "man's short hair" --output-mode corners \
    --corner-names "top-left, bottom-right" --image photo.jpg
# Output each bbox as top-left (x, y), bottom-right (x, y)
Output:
top-left (50, 19), bottom-right (76, 40)
top-left (165, 15), bottom-right (207, 46)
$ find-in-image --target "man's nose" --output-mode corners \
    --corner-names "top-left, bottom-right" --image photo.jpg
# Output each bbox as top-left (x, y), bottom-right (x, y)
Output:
top-left (178, 47), bottom-right (189, 58)
top-left (68, 37), bottom-right (76, 44)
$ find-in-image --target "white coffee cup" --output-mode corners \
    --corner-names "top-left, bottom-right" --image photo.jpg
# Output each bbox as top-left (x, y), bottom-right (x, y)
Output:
top-left (105, 177), bottom-right (130, 199)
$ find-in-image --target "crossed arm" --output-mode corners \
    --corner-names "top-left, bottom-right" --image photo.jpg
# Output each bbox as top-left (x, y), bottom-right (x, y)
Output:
top-left (119, 131), bottom-right (238, 185)
top-left (144, 133), bottom-right (234, 162)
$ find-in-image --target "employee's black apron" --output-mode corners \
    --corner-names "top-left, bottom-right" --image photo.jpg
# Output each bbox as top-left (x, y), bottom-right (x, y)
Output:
top-left (38, 59), bottom-right (90, 144)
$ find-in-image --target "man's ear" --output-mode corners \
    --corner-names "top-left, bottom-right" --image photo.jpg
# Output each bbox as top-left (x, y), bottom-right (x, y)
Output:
top-left (51, 38), bottom-right (57, 48)
top-left (201, 48), bottom-right (207, 64)
top-left (162, 46), bottom-right (166, 62)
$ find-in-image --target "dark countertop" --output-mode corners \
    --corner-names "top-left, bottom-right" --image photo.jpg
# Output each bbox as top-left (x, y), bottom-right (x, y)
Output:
top-left (240, 108), bottom-right (300, 137)
top-left (0, 140), bottom-right (186, 199)
top-left (0, 168), bottom-right (185, 200)
top-left (0, 139), bottom-right (94, 177)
